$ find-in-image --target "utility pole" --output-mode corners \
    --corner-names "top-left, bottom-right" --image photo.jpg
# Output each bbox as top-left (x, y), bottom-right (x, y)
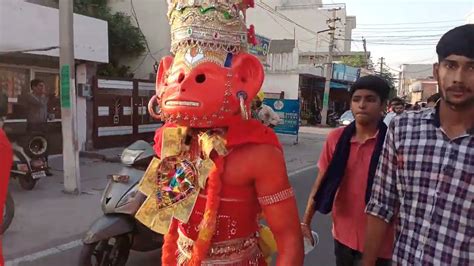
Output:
top-left (59, 0), bottom-right (81, 194)
top-left (379, 57), bottom-right (385, 74)
top-left (362, 37), bottom-right (368, 68)
top-left (321, 8), bottom-right (341, 126)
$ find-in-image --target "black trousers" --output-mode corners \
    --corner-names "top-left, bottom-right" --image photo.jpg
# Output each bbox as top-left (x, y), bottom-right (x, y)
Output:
top-left (334, 240), bottom-right (391, 266)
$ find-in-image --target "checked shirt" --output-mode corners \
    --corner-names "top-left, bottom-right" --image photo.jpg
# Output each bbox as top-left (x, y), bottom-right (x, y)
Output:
top-left (366, 106), bottom-right (473, 265)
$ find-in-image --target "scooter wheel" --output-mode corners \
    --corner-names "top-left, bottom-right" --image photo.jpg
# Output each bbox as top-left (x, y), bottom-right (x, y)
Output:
top-left (78, 235), bottom-right (130, 266)
top-left (1, 193), bottom-right (14, 234)
top-left (19, 174), bottom-right (37, 190)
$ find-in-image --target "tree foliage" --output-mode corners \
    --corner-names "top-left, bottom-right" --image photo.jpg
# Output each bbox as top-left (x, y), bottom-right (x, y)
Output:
top-left (377, 67), bottom-right (398, 100)
top-left (55, 0), bottom-right (146, 77)
top-left (340, 55), bottom-right (367, 68)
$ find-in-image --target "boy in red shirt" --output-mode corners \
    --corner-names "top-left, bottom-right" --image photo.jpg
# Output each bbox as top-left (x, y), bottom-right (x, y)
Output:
top-left (301, 76), bottom-right (395, 265)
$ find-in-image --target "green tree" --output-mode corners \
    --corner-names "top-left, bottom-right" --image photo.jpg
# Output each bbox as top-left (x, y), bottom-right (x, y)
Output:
top-left (377, 67), bottom-right (398, 100)
top-left (55, 0), bottom-right (146, 77)
top-left (340, 54), bottom-right (367, 68)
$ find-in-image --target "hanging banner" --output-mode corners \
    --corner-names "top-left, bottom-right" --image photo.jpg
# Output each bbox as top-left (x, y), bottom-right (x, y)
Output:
top-left (249, 34), bottom-right (270, 64)
top-left (263, 99), bottom-right (300, 135)
top-left (60, 65), bottom-right (71, 109)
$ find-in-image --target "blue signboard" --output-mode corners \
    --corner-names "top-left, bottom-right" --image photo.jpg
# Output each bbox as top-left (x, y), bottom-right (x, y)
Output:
top-left (249, 34), bottom-right (270, 62)
top-left (263, 99), bottom-right (300, 136)
top-left (332, 63), bottom-right (361, 83)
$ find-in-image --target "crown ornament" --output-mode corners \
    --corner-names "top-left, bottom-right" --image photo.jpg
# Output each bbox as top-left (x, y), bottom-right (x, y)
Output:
top-left (167, 0), bottom-right (255, 55)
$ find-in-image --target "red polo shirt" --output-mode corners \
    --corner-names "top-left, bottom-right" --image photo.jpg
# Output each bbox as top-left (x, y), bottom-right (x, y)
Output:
top-left (318, 127), bottom-right (394, 259)
top-left (0, 129), bottom-right (13, 263)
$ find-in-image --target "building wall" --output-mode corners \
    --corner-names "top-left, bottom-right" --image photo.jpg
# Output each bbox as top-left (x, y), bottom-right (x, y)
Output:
top-left (1, 0), bottom-right (108, 63)
top-left (399, 64), bottom-right (434, 97)
top-left (108, 0), bottom-right (171, 80)
top-left (407, 80), bottom-right (438, 104)
top-left (262, 73), bottom-right (299, 100)
top-left (344, 16), bottom-right (356, 52)
top-left (247, 1), bottom-right (352, 53)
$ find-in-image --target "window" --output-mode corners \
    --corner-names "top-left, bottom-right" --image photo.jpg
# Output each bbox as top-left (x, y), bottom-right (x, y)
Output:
top-left (0, 66), bottom-right (30, 119)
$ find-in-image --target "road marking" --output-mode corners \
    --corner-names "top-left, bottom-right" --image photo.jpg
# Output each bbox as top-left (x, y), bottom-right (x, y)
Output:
top-left (288, 165), bottom-right (317, 177)
top-left (5, 165), bottom-right (317, 265)
top-left (5, 240), bottom-right (82, 266)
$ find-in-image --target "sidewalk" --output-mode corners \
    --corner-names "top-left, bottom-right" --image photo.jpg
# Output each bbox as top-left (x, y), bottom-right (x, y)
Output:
top-left (4, 130), bottom-right (328, 261)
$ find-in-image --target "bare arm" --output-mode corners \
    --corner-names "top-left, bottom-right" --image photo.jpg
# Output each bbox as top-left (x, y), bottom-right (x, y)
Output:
top-left (253, 145), bottom-right (304, 266)
top-left (302, 169), bottom-right (326, 226)
top-left (362, 215), bottom-right (390, 266)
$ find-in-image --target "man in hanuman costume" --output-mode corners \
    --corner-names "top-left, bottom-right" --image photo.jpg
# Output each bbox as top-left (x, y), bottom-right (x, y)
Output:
top-left (136, 0), bottom-right (304, 265)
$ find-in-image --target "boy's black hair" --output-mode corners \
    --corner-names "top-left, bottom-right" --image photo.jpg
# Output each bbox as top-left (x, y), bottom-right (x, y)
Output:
top-left (436, 24), bottom-right (474, 61)
top-left (389, 97), bottom-right (404, 106)
top-left (349, 75), bottom-right (390, 103)
top-left (30, 79), bottom-right (44, 89)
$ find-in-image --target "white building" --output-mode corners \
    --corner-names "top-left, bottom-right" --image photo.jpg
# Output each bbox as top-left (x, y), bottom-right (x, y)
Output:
top-left (247, 0), bottom-right (355, 54)
top-left (0, 0), bottom-right (109, 151)
top-left (108, 0), bottom-right (171, 80)
top-left (399, 64), bottom-right (434, 101)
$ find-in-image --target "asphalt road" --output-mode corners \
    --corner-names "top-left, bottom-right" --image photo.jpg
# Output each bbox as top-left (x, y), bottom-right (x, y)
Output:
top-left (11, 166), bottom-right (335, 266)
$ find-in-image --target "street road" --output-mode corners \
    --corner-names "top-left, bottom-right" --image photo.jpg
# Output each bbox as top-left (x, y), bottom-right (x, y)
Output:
top-left (11, 166), bottom-right (335, 266)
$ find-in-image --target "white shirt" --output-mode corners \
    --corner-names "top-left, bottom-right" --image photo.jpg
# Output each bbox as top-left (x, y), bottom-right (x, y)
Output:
top-left (383, 112), bottom-right (397, 126)
top-left (257, 104), bottom-right (281, 126)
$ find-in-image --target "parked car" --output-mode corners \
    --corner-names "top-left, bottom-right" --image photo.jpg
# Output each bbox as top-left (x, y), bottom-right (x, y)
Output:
top-left (338, 110), bottom-right (355, 126)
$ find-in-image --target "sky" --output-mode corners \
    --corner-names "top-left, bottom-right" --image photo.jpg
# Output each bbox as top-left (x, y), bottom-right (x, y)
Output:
top-left (330, 0), bottom-right (474, 71)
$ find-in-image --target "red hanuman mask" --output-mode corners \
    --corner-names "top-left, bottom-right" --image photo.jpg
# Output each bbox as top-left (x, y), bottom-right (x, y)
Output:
top-left (149, 0), bottom-right (262, 128)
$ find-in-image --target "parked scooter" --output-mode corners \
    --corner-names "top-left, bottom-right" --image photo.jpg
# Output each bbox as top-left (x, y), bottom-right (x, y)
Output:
top-left (10, 142), bottom-right (48, 190)
top-left (327, 112), bottom-right (340, 127)
top-left (1, 192), bottom-right (14, 234)
top-left (79, 140), bottom-right (163, 266)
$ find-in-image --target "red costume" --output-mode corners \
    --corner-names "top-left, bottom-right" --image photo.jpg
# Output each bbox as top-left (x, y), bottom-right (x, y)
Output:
top-left (0, 129), bottom-right (13, 264)
top-left (135, 1), bottom-right (304, 265)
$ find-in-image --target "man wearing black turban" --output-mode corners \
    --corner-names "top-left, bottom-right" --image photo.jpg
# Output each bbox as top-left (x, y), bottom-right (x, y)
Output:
top-left (363, 24), bottom-right (474, 266)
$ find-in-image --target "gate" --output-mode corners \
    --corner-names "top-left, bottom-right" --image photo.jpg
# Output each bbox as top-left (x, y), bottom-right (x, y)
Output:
top-left (92, 77), bottom-right (162, 149)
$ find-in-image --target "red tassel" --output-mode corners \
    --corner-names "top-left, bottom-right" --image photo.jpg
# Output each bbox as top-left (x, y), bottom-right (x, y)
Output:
top-left (248, 25), bottom-right (258, 46)
top-left (188, 156), bottom-right (225, 266)
top-left (243, 0), bottom-right (255, 8)
top-left (161, 219), bottom-right (179, 266)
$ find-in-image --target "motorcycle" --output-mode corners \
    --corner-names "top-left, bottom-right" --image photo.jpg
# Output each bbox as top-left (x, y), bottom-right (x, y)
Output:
top-left (1, 192), bottom-right (14, 234)
top-left (327, 112), bottom-right (340, 127)
top-left (79, 140), bottom-right (163, 266)
top-left (10, 142), bottom-right (48, 190)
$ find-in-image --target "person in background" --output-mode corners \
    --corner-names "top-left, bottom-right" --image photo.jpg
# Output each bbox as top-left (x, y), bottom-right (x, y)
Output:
top-left (23, 79), bottom-right (52, 176)
top-left (0, 88), bottom-right (8, 128)
top-left (251, 91), bottom-right (282, 128)
top-left (426, 92), bottom-right (441, 107)
top-left (302, 75), bottom-right (394, 266)
top-left (24, 79), bottom-right (48, 132)
top-left (383, 97), bottom-right (405, 126)
top-left (0, 128), bottom-right (13, 263)
top-left (363, 24), bottom-right (474, 266)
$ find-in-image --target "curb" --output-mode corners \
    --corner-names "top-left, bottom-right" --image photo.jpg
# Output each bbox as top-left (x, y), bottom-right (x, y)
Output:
top-left (78, 151), bottom-right (121, 163)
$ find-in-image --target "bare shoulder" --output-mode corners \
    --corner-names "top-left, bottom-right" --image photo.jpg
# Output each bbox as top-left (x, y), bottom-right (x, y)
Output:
top-left (223, 143), bottom-right (286, 186)
top-left (230, 143), bottom-right (284, 163)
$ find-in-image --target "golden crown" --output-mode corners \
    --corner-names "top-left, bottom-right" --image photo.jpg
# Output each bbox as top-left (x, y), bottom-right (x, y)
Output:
top-left (167, 0), bottom-right (255, 55)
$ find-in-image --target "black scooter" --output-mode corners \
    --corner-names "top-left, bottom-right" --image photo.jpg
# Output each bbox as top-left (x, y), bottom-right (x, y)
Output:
top-left (10, 141), bottom-right (48, 190)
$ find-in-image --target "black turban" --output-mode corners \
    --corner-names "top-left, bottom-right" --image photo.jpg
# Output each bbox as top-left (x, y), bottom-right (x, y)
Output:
top-left (436, 24), bottom-right (474, 60)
